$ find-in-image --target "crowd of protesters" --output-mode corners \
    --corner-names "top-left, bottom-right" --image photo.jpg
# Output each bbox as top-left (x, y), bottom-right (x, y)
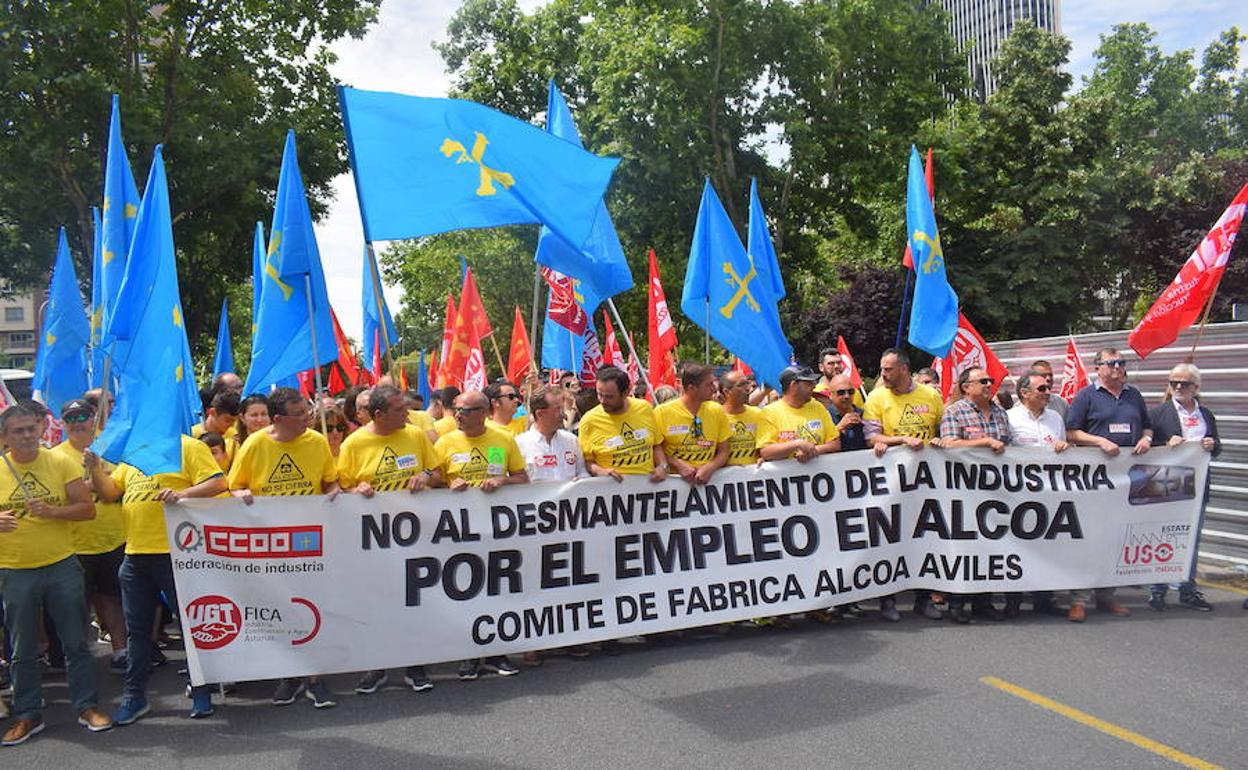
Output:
top-left (0, 346), bottom-right (1232, 746)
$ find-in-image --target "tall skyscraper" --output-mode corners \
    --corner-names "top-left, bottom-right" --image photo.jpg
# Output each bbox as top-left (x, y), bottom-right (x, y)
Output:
top-left (939, 0), bottom-right (1062, 101)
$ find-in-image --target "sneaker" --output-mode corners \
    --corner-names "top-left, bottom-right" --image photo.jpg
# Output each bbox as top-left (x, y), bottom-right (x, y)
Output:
top-left (305, 680), bottom-right (337, 709)
top-left (114, 697), bottom-right (151, 726)
top-left (918, 602), bottom-right (943, 620)
top-left (272, 678), bottom-right (306, 705)
top-left (354, 670), bottom-right (388, 695)
top-left (880, 599), bottom-right (901, 623)
top-left (1178, 592), bottom-right (1212, 612)
top-left (1148, 593), bottom-right (1166, 612)
top-left (482, 656), bottom-right (519, 676)
top-left (109, 654), bottom-right (128, 675)
top-left (841, 602), bottom-right (865, 618)
top-left (1, 718), bottom-right (45, 746)
top-left (457, 660), bottom-right (480, 681)
top-left (403, 666), bottom-right (433, 692)
top-left (1096, 600), bottom-right (1130, 617)
top-left (188, 689), bottom-right (214, 719)
top-left (77, 707), bottom-right (114, 733)
top-left (1067, 602), bottom-right (1087, 623)
top-left (150, 648), bottom-right (168, 670)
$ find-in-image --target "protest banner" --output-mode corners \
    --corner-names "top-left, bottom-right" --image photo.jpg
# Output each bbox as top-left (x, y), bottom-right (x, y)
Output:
top-left (169, 445), bottom-right (1209, 685)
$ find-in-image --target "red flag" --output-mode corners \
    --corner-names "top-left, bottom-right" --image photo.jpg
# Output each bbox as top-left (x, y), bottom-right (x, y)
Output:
top-left (930, 354), bottom-right (954, 401)
top-left (937, 313), bottom-right (1009, 400)
top-left (437, 294), bottom-right (457, 387)
top-left (602, 311), bottom-right (626, 368)
top-left (1058, 337), bottom-right (1089, 404)
top-left (325, 308), bottom-right (365, 393)
top-left (297, 369), bottom-right (316, 398)
top-left (579, 327), bottom-right (604, 386)
top-left (507, 305), bottom-right (533, 383)
top-left (647, 249), bottom-right (678, 390)
top-left (1128, 183), bottom-right (1248, 358)
top-left (835, 335), bottom-right (863, 389)
top-left (902, 148), bottom-right (936, 270)
top-left (732, 357), bottom-right (753, 377)
top-left (369, 327), bottom-right (383, 380)
top-left (398, 366), bottom-right (410, 391)
top-left (427, 349), bottom-right (438, 392)
top-left (541, 266), bottom-right (589, 334)
top-left (459, 268), bottom-right (493, 340)
top-left (444, 292), bottom-right (483, 390)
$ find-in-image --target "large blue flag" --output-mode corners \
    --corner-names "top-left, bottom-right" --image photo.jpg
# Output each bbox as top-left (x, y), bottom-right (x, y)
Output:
top-left (244, 131), bottom-right (336, 394)
top-left (681, 179), bottom-right (792, 390)
top-left (89, 206), bottom-right (108, 387)
top-left (362, 246), bottom-right (398, 372)
top-left (100, 94), bottom-right (141, 337)
top-left (93, 147), bottom-right (198, 474)
top-left (33, 227), bottom-right (90, 414)
top-left (532, 81), bottom-right (633, 301)
top-left (338, 86), bottom-right (620, 252)
top-left (212, 297), bottom-right (234, 378)
top-left (748, 178), bottom-right (786, 302)
top-left (904, 145), bottom-right (958, 357)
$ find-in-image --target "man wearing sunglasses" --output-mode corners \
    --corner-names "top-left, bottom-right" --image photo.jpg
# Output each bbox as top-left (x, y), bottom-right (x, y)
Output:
top-left (1028, 360), bottom-right (1069, 419)
top-left (339, 384), bottom-right (441, 696)
top-left (1146, 363), bottom-right (1219, 612)
top-left (485, 380), bottom-right (527, 436)
top-left (1065, 347), bottom-right (1151, 621)
top-left (654, 363), bottom-right (730, 485)
top-left (719, 370), bottom-right (762, 466)
top-left (826, 374), bottom-right (867, 452)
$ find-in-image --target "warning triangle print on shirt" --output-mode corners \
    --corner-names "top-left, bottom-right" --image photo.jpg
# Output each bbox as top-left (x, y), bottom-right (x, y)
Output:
top-left (895, 404), bottom-right (937, 440)
top-left (268, 453), bottom-right (306, 484)
top-left (8, 471), bottom-right (53, 501)
top-left (375, 447), bottom-right (400, 476)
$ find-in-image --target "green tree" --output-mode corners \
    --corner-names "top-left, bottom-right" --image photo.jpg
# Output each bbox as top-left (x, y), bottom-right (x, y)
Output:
top-left (0, 0), bottom-right (380, 360)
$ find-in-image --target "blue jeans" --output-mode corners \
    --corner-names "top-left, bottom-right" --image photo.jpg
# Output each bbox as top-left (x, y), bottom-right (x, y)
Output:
top-left (118, 553), bottom-right (207, 700)
top-left (0, 556), bottom-right (99, 720)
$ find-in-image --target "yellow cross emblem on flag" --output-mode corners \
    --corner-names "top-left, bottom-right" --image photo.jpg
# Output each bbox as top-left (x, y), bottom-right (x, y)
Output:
top-left (440, 133), bottom-right (515, 196)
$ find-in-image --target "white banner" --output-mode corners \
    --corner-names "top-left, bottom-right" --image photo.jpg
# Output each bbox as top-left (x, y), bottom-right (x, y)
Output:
top-left (167, 445), bottom-right (1210, 685)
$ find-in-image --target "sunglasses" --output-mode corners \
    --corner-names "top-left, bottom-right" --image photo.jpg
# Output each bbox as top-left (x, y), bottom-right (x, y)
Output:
top-left (833, 388), bottom-right (856, 397)
top-left (1097, 359), bottom-right (1127, 368)
top-left (1169, 380), bottom-right (1196, 389)
top-left (973, 377), bottom-right (993, 386)
top-left (455, 406), bottom-right (485, 414)
top-left (1034, 385), bottom-right (1051, 393)
top-left (326, 423), bottom-right (349, 432)
top-left (63, 412), bottom-right (93, 423)
top-left (501, 393), bottom-right (522, 401)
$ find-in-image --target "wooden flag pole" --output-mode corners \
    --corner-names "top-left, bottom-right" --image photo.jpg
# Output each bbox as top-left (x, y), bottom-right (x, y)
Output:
top-left (527, 264), bottom-right (543, 398)
top-left (486, 330), bottom-right (507, 379)
top-left (92, 355), bottom-right (113, 438)
top-left (1185, 284), bottom-right (1221, 363)
top-left (365, 242), bottom-right (397, 380)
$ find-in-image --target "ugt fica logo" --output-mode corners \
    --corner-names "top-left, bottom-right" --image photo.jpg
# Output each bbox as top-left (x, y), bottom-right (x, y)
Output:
top-left (186, 595), bottom-right (242, 650)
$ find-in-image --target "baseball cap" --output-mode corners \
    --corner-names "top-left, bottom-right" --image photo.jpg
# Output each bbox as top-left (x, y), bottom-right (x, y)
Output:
top-left (61, 399), bottom-right (96, 419)
top-left (779, 365), bottom-right (820, 391)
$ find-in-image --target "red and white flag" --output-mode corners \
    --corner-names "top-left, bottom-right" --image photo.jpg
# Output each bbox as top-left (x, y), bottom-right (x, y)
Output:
top-left (1129, 183), bottom-right (1248, 358)
top-left (463, 342), bottom-right (487, 391)
top-left (932, 313), bottom-right (1009, 400)
top-left (1058, 336), bottom-right (1089, 403)
top-left (542, 267), bottom-right (589, 334)
top-left (836, 335), bottom-right (863, 389)
top-left (647, 248), bottom-right (678, 390)
top-left (601, 311), bottom-right (627, 368)
top-left (436, 294), bottom-right (457, 387)
top-left (579, 328), bottom-right (604, 387)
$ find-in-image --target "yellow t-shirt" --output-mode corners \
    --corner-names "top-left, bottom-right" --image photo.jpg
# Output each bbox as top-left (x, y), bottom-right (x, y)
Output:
top-left (435, 426), bottom-right (525, 487)
top-left (114, 436), bottom-right (224, 555)
top-left (757, 399), bottom-right (841, 456)
top-left (229, 429), bottom-right (338, 497)
top-left (863, 383), bottom-right (944, 442)
top-left (486, 416), bottom-right (527, 436)
top-left (338, 425), bottom-right (438, 492)
top-left (407, 410), bottom-right (435, 433)
top-left (0, 448), bottom-right (83, 569)
top-left (191, 422), bottom-right (238, 469)
top-left (433, 414), bottom-right (457, 437)
top-left (53, 441), bottom-right (126, 555)
top-left (578, 398), bottom-right (661, 475)
top-left (654, 399), bottom-right (730, 467)
top-left (724, 405), bottom-right (764, 465)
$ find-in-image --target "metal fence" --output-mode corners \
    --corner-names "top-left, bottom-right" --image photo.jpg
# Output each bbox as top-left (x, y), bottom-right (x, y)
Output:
top-left (988, 321), bottom-right (1248, 572)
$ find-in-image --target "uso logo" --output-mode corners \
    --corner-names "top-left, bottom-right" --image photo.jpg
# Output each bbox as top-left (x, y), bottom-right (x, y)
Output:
top-left (186, 595), bottom-right (242, 650)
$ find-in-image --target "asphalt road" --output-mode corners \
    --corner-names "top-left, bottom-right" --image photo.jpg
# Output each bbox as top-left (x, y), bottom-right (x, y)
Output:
top-left (4, 584), bottom-right (1246, 770)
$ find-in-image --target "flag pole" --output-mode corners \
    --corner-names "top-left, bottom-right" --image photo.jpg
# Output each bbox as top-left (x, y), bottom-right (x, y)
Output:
top-left (486, 331), bottom-right (507, 378)
top-left (527, 264), bottom-right (543, 396)
top-left (704, 300), bottom-right (711, 364)
top-left (303, 275), bottom-right (329, 436)
top-left (607, 298), bottom-right (657, 402)
top-left (365, 242), bottom-right (397, 379)
top-left (1, 449), bottom-right (36, 512)
top-left (894, 268), bottom-right (914, 348)
top-left (1185, 283), bottom-right (1221, 363)
top-left (92, 355), bottom-right (112, 437)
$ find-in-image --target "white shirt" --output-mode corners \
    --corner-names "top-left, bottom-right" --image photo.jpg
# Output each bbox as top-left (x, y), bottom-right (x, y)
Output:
top-left (1007, 403), bottom-right (1066, 448)
top-left (516, 427), bottom-right (586, 482)
top-left (1174, 399), bottom-right (1208, 442)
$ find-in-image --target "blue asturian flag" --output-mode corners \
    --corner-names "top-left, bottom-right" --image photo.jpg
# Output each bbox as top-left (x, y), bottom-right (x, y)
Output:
top-left (362, 246), bottom-right (398, 371)
top-left (99, 94), bottom-right (141, 338)
top-left (93, 146), bottom-right (198, 474)
top-left (532, 81), bottom-right (633, 301)
top-left (250, 221), bottom-right (264, 341)
top-left (904, 145), bottom-right (958, 357)
top-left (338, 86), bottom-right (620, 253)
top-left (681, 179), bottom-right (792, 390)
top-left (243, 131), bottom-right (337, 394)
top-left (32, 227), bottom-right (90, 414)
top-left (212, 297), bottom-right (234, 378)
top-left (747, 178), bottom-right (786, 302)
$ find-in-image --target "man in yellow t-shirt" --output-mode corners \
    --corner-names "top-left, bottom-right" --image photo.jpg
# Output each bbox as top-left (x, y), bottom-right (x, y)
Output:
top-left (0, 402), bottom-right (112, 744)
top-left (88, 432), bottom-right (225, 723)
top-left (53, 399), bottom-right (127, 672)
top-left (719, 370), bottom-right (763, 465)
top-left (654, 363), bottom-right (729, 483)
top-left (431, 387), bottom-right (460, 437)
top-left (190, 391), bottom-right (240, 469)
top-left (433, 390), bottom-right (527, 680)
top-left (406, 405), bottom-right (439, 445)
top-left (228, 387), bottom-right (340, 709)
top-left (579, 366), bottom-right (669, 481)
top-left (757, 366), bottom-right (841, 461)
top-left (485, 380), bottom-right (527, 436)
top-left (862, 347), bottom-right (945, 623)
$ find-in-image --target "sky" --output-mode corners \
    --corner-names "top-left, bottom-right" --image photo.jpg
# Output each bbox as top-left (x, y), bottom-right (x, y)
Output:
top-left (315, 0), bottom-right (1248, 347)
